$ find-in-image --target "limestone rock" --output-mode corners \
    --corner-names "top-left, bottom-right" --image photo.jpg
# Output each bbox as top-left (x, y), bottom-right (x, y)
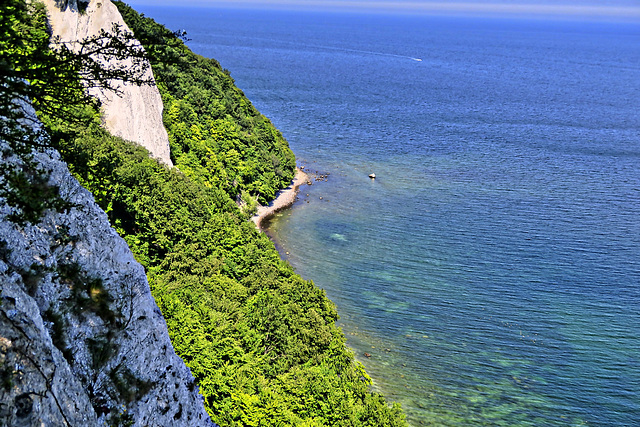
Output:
top-left (0, 103), bottom-right (213, 426)
top-left (42, 0), bottom-right (173, 166)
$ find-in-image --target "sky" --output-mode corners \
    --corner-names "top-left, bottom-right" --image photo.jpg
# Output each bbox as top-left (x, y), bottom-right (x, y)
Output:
top-left (125, 0), bottom-right (640, 21)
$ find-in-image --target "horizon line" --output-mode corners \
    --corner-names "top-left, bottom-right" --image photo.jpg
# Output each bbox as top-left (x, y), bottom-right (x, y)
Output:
top-left (126, 1), bottom-right (640, 21)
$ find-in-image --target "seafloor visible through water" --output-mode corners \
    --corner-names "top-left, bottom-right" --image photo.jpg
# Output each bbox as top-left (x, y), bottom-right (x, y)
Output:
top-left (135, 5), bottom-right (639, 425)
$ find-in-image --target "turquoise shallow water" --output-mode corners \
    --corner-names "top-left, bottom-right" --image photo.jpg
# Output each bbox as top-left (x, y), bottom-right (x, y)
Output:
top-left (135, 6), bottom-right (639, 425)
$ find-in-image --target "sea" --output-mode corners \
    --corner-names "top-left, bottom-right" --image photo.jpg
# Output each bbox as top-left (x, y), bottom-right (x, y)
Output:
top-left (131, 5), bottom-right (639, 426)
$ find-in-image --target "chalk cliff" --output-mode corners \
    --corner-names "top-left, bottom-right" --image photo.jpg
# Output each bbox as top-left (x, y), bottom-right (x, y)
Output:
top-left (0, 46), bottom-right (213, 427)
top-left (42, 0), bottom-right (173, 166)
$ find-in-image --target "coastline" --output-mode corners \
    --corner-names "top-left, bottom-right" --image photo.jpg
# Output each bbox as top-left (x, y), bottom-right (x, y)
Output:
top-left (252, 168), bottom-right (308, 230)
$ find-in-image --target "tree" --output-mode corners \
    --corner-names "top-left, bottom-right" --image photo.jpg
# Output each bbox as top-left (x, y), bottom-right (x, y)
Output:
top-left (0, 0), bottom-right (155, 227)
top-left (0, 0), bottom-right (152, 152)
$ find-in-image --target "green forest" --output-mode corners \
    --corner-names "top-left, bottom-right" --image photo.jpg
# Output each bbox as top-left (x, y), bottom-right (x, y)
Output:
top-left (2, 0), bottom-right (406, 425)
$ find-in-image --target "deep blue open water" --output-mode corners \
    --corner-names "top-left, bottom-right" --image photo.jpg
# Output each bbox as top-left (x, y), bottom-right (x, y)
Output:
top-left (134, 5), bottom-right (639, 425)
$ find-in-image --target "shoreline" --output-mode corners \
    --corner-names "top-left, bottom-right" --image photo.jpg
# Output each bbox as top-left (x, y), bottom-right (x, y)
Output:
top-left (252, 168), bottom-right (308, 230)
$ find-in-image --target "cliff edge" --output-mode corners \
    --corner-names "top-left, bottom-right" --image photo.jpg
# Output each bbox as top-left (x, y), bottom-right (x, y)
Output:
top-left (0, 102), bottom-right (213, 425)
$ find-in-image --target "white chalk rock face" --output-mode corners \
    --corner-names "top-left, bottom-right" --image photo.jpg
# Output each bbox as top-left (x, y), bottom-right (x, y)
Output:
top-left (42, 0), bottom-right (173, 166)
top-left (0, 104), bottom-right (213, 425)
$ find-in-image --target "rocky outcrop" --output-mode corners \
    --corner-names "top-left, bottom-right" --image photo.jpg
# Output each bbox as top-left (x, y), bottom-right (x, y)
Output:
top-left (0, 103), bottom-right (213, 425)
top-left (42, 0), bottom-right (173, 166)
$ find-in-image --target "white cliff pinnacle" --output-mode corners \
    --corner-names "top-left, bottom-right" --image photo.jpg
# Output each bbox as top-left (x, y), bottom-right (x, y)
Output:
top-left (42, 0), bottom-right (173, 166)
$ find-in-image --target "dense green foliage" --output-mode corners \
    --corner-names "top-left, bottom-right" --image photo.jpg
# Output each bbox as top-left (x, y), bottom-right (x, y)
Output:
top-left (5, 0), bottom-right (406, 425)
top-left (1, 0), bottom-right (86, 145)
top-left (58, 121), bottom-right (407, 425)
top-left (114, 1), bottom-right (296, 205)
top-left (1, 0), bottom-right (151, 148)
top-left (1, 0), bottom-right (151, 226)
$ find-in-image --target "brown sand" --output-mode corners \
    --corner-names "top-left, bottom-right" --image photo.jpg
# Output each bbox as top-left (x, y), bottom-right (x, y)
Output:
top-left (252, 168), bottom-right (308, 230)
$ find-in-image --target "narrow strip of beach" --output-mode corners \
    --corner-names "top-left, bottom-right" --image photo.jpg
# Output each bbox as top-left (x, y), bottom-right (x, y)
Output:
top-left (252, 168), bottom-right (308, 230)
